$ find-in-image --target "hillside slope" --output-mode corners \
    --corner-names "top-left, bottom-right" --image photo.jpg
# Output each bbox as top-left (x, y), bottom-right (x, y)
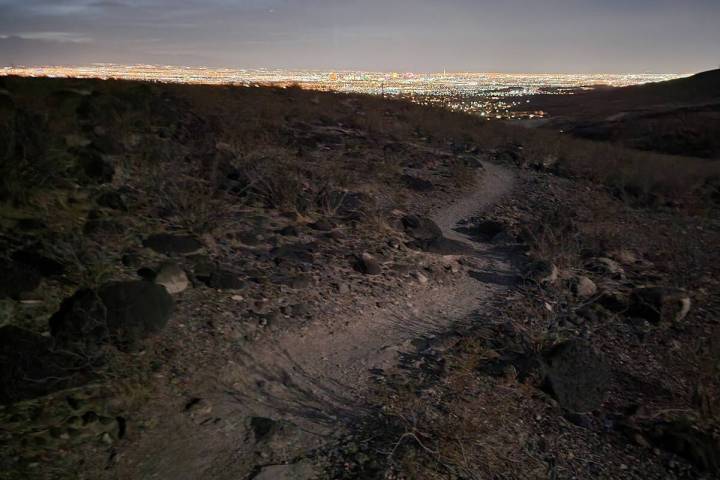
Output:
top-left (1, 76), bottom-right (719, 480)
top-left (520, 69), bottom-right (720, 158)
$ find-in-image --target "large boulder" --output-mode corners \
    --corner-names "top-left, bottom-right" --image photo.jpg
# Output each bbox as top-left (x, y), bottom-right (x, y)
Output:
top-left (50, 281), bottom-right (174, 350)
top-left (629, 287), bottom-right (691, 325)
top-left (542, 340), bottom-right (610, 412)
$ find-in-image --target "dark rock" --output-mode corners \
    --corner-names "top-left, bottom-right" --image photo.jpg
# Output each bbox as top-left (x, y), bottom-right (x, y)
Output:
top-left (121, 252), bottom-right (142, 267)
top-left (11, 248), bottom-right (65, 277)
top-left (401, 174), bottom-right (434, 191)
top-left (355, 253), bottom-right (381, 275)
top-left (401, 214), bottom-right (470, 255)
top-left (271, 242), bottom-right (317, 265)
top-left (476, 220), bottom-right (504, 237)
top-left (524, 260), bottom-right (559, 284)
top-left (629, 287), bottom-right (691, 324)
top-left (96, 190), bottom-right (128, 211)
top-left (0, 326), bottom-right (87, 404)
top-left (50, 281), bottom-right (174, 350)
top-left (586, 257), bottom-right (624, 277)
top-left (15, 218), bottom-right (47, 231)
top-left (542, 340), bottom-right (610, 413)
top-left (598, 290), bottom-right (629, 312)
top-left (83, 217), bottom-right (125, 236)
top-left (642, 419), bottom-right (720, 473)
top-left (278, 225), bottom-right (299, 236)
top-left (310, 218), bottom-right (334, 231)
top-left (461, 220), bottom-right (505, 239)
top-left (249, 416), bottom-right (278, 441)
top-left (564, 412), bottom-right (594, 429)
top-left (205, 269), bottom-right (245, 290)
top-left (291, 303), bottom-right (309, 317)
top-left (143, 233), bottom-right (203, 255)
top-left (0, 259), bottom-right (41, 299)
top-left (189, 256), bottom-right (215, 281)
top-left (91, 135), bottom-right (124, 155)
top-left (236, 230), bottom-right (262, 245)
top-left (77, 148), bottom-right (115, 183)
top-left (137, 267), bottom-right (157, 281)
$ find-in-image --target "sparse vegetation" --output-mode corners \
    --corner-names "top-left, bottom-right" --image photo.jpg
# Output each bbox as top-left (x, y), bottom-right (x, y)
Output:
top-left (1, 75), bottom-right (719, 480)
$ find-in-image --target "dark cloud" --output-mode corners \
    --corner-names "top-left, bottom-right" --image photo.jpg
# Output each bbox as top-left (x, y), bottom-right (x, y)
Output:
top-left (0, 0), bottom-right (718, 72)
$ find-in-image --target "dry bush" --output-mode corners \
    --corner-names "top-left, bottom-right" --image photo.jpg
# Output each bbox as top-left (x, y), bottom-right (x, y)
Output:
top-left (236, 149), bottom-right (308, 211)
top-left (0, 109), bottom-right (63, 204)
top-left (691, 328), bottom-right (720, 424)
top-left (157, 174), bottom-right (225, 234)
top-left (49, 234), bottom-right (116, 288)
top-left (524, 207), bottom-right (582, 267)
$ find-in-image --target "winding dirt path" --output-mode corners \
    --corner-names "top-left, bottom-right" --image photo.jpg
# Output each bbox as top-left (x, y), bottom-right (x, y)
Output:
top-left (103, 162), bottom-right (516, 479)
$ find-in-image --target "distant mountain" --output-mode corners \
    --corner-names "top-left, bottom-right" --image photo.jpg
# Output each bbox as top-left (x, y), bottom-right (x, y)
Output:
top-left (521, 69), bottom-right (720, 159)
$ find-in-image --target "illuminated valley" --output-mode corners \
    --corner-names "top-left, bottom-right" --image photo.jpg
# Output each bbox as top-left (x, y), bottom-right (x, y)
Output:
top-left (0, 64), bottom-right (686, 119)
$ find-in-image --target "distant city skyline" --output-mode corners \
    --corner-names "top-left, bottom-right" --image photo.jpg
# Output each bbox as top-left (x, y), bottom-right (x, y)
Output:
top-left (0, 1), bottom-right (719, 73)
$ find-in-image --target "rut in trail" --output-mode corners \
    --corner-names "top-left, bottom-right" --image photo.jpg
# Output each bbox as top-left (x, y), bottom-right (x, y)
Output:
top-left (104, 162), bottom-right (516, 480)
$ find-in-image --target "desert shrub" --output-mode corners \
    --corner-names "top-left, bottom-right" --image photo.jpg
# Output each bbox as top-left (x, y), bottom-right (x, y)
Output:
top-left (157, 174), bottom-right (224, 234)
top-left (692, 329), bottom-right (720, 424)
top-left (524, 206), bottom-right (582, 267)
top-left (49, 234), bottom-right (115, 288)
top-left (448, 158), bottom-right (477, 188)
top-left (235, 149), bottom-right (308, 211)
top-left (0, 109), bottom-right (62, 204)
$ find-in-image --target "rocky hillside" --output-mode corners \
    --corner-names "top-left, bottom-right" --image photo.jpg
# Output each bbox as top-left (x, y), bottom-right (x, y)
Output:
top-left (520, 69), bottom-right (720, 159)
top-left (1, 76), bottom-right (719, 479)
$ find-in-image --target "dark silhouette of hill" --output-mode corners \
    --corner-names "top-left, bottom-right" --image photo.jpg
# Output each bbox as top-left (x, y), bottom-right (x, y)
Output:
top-left (520, 69), bottom-right (720, 158)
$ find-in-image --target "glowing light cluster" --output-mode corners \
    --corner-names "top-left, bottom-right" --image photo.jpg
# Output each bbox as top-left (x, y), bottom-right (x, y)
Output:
top-left (1, 64), bottom-right (687, 119)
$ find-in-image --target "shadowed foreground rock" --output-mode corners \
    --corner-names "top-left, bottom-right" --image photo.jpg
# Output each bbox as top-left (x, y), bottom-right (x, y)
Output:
top-left (0, 326), bottom-right (88, 404)
top-left (542, 340), bottom-right (610, 413)
top-left (630, 287), bottom-right (691, 325)
top-left (50, 281), bottom-right (174, 350)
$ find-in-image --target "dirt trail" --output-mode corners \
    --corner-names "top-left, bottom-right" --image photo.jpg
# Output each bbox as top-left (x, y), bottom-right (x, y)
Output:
top-left (105, 162), bottom-right (516, 479)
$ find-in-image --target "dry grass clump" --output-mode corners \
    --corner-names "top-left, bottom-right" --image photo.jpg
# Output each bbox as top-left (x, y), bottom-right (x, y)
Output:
top-left (0, 109), bottom-right (64, 204)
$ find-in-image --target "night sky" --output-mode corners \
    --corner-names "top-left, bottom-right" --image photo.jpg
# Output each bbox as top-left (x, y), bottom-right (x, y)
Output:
top-left (0, 0), bottom-right (718, 72)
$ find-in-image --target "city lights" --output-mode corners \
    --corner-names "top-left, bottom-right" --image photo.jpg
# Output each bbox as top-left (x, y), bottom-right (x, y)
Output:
top-left (1, 64), bottom-right (685, 119)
